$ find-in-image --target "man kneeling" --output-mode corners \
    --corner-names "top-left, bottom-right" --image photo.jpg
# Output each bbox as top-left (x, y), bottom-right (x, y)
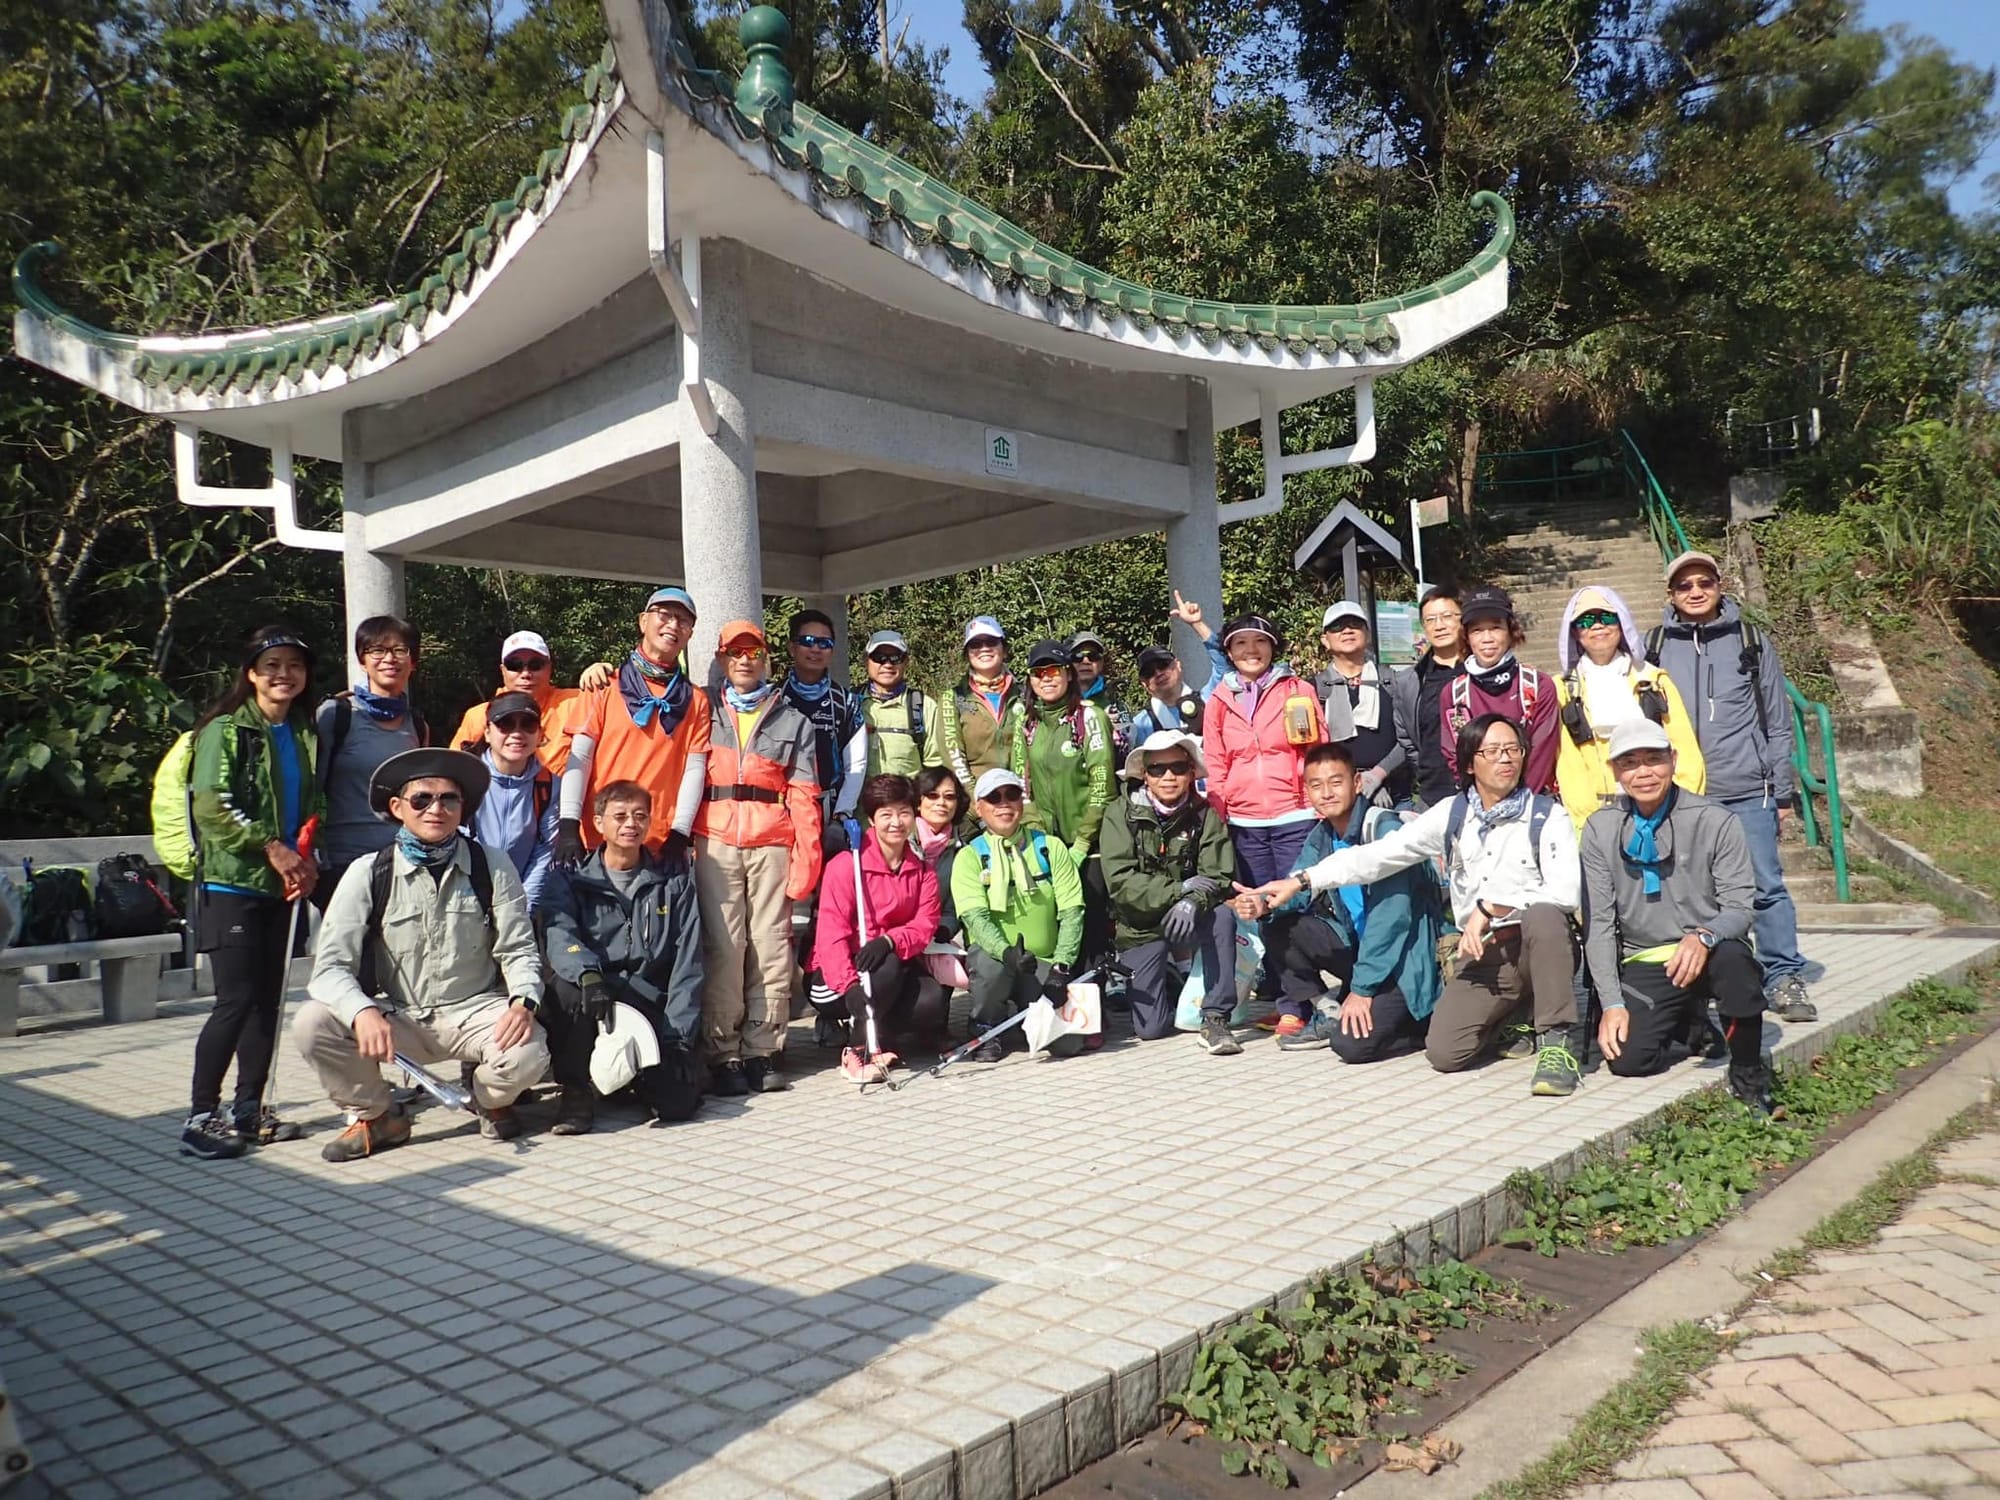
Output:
top-left (1236, 744), bottom-right (1443, 1063)
top-left (541, 780), bottom-right (705, 1133)
top-left (297, 748), bottom-right (549, 1160)
top-left (1584, 720), bottom-right (1774, 1114)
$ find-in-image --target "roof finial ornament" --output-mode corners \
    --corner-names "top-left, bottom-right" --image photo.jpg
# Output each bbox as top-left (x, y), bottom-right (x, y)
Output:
top-left (735, 6), bottom-right (795, 117)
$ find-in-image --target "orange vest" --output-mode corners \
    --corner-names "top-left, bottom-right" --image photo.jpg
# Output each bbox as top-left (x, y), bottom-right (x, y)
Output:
top-left (695, 693), bottom-right (824, 899)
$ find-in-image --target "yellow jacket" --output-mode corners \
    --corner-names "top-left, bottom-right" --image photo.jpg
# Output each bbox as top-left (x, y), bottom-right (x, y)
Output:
top-left (1553, 660), bottom-right (1705, 832)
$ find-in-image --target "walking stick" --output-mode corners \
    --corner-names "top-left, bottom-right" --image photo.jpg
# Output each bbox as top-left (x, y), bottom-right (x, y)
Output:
top-left (852, 842), bottom-right (894, 1085)
top-left (256, 816), bottom-right (318, 1138)
top-left (887, 963), bottom-right (1116, 1092)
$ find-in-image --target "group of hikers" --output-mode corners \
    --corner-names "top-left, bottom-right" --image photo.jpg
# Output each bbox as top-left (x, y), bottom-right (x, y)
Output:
top-left (174, 546), bottom-right (1815, 1162)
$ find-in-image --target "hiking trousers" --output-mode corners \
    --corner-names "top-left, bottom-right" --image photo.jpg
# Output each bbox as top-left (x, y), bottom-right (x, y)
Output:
top-left (694, 838), bottom-right (794, 1063)
top-left (292, 995), bottom-right (548, 1120)
top-left (1425, 903), bottom-right (1576, 1073)
top-left (1605, 938), bottom-right (1764, 1077)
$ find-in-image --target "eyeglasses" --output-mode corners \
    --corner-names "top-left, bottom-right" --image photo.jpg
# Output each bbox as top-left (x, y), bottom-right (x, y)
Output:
top-left (982, 788), bottom-right (1024, 804)
top-left (794, 635), bottom-right (835, 650)
top-left (603, 808), bottom-right (651, 824)
top-left (868, 650), bottom-right (906, 665)
top-left (1572, 610), bottom-right (1621, 631)
top-left (1422, 611), bottom-right (1462, 625)
top-left (403, 791), bottom-right (462, 811)
top-left (1029, 665), bottom-right (1068, 680)
top-left (502, 655), bottom-right (549, 672)
top-left (493, 714), bottom-right (539, 734)
top-left (1474, 744), bottom-right (1524, 762)
top-left (920, 789), bottom-right (958, 803)
top-left (644, 605), bottom-right (692, 623)
top-left (1670, 575), bottom-right (1719, 593)
top-left (363, 645), bottom-right (413, 662)
top-left (1144, 761), bottom-right (1194, 777)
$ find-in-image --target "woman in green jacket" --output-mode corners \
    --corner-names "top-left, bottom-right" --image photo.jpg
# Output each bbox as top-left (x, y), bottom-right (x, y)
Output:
top-left (1010, 639), bottom-right (1116, 970)
top-left (181, 624), bottom-right (325, 1161)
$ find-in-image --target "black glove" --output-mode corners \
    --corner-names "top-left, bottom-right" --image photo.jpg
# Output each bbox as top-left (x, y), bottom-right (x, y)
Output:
top-left (1002, 937), bottom-right (1036, 977)
top-left (1161, 898), bottom-right (1197, 946)
top-left (821, 819), bottom-right (851, 860)
top-left (554, 818), bottom-right (586, 868)
top-left (855, 935), bottom-right (894, 975)
top-left (578, 971), bottom-right (612, 1025)
top-left (1042, 963), bottom-right (1074, 1004)
top-left (661, 828), bottom-right (692, 863)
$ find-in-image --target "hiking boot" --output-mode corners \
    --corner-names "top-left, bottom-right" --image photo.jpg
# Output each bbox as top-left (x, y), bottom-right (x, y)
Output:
top-left (1497, 1023), bottom-right (1537, 1061)
top-left (1197, 1016), bottom-right (1243, 1056)
top-left (1272, 1014), bottom-right (1307, 1040)
top-left (179, 1111), bottom-right (249, 1161)
top-left (814, 1010), bottom-right (851, 1050)
top-left (1530, 1031), bottom-right (1582, 1097)
top-left (550, 1090), bottom-right (594, 1136)
top-left (1277, 1012), bottom-right (1338, 1051)
top-left (1728, 1058), bottom-right (1777, 1117)
top-left (972, 1039), bottom-right (1006, 1063)
top-left (232, 1104), bottom-right (302, 1144)
top-left (1691, 1015), bottom-right (1728, 1063)
top-left (1768, 976), bottom-right (1817, 1023)
top-left (479, 1105), bottom-right (522, 1141)
top-left (742, 1057), bottom-right (792, 1094)
top-left (320, 1106), bottom-right (411, 1162)
top-left (840, 1047), bottom-right (880, 1083)
top-left (711, 1060), bottom-right (751, 1097)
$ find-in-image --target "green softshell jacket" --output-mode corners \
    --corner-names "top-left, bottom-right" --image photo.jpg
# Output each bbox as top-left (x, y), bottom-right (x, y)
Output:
top-left (950, 828), bottom-right (1085, 966)
top-left (189, 701), bottom-right (323, 898)
top-left (1008, 697), bottom-right (1114, 857)
top-left (1097, 790), bottom-right (1237, 943)
top-left (940, 677), bottom-right (1025, 785)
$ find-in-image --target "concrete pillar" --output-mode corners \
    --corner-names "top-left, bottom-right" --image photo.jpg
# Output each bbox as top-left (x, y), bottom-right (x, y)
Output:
top-left (1166, 378), bottom-right (1226, 680)
top-left (340, 450), bottom-right (406, 657)
top-left (807, 592), bottom-right (851, 685)
top-left (678, 238), bottom-right (761, 666)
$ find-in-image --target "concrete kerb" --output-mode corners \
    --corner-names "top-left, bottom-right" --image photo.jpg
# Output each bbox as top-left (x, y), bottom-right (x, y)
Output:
top-left (1848, 806), bottom-right (2000, 923)
top-left (1344, 972), bottom-right (2000, 1500)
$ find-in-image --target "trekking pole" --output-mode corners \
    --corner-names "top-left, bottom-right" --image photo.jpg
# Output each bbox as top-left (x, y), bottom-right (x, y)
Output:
top-left (851, 843), bottom-right (892, 1086)
top-left (888, 963), bottom-right (1109, 1092)
top-left (392, 1051), bottom-right (476, 1113)
top-left (256, 816), bottom-right (318, 1137)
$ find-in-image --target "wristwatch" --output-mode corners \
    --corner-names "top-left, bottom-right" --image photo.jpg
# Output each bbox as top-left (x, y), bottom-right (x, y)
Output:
top-left (511, 994), bottom-right (539, 1014)
top-left (1693, 929), bottom-right (1717, 950)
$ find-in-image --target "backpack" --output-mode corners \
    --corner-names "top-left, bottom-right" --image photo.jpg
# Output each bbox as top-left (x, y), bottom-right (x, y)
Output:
top-left (1645, 621), bottom-right (1768, 739)
top-left (1559, 666), bottom-right (1668, 747)
top-left (150, 723), bottom-right (259, 882)
top-left (325, 693), bottom-right (431, 770)
top-left (93, 854), bottom-right (177, 939)
top-left (853, 687), bottom-right (927, 747)
top-left (969, 829), bottom-right (1054, 887)
top-left (17, 864), bottom-right (91, 947)
top-left (1446, 665), bottom-right (1543, 737)
top-left (1442, 792), bottom-right (1558, 883)
top-left (363, 839), bottom-right (495, 957)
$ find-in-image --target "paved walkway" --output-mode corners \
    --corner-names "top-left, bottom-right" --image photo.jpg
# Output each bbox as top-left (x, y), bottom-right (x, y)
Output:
top-left (1, 930), bottom-right (1994, 1500)
top-left (1581, 1125), bottom-right (2000, 1500)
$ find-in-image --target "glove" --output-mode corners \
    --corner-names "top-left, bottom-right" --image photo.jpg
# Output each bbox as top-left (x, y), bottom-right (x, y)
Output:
top-left (1042, 964), bottom-right (1074, 1004)
top-left (1161, 898), bottom-right (1197, 946)
top-left (661, 829), bottom-right (692, 863)
top-left (821, 820), bottom-right (850, 859)
top-left (1180, 875), bottom-right (1220, 899)
top-left (1357, 765), bottom-right (1386, 797)
top-left (1002, 937), bottom-right (1037, 978)
top-left (855, 935), bottom-right (894, 975)
top-left (554, 818), bottom-right (586, 868)
top-left (578, 971), bottom-right (612, 1025)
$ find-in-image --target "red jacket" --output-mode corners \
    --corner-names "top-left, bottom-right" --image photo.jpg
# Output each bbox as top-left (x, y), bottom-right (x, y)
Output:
top-left (1438, 659), bottom-right (1559, 794)
top-left (1201, 667), bottom-right (1327, 825)
top-left (695, 693), bottom-right (823, 899)
top-left (812, 838), bottom-right (941, 995)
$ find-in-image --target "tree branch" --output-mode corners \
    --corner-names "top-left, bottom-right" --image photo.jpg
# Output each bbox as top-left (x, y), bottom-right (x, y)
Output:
top-left (1009, 24), bottom-right (1124, 174)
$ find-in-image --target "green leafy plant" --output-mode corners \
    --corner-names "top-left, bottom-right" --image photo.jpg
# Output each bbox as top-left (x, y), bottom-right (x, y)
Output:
top-left (1167, 1260), bottom-right (1546, 1488)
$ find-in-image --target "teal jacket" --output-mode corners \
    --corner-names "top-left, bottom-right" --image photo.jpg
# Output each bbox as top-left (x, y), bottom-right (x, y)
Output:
top-left (189, 700), bottom-right (323, 898)
top-left (1277, 805), bottom-right (1443, 1017)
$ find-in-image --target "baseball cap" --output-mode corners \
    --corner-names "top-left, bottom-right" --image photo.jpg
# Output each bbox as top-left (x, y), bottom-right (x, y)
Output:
top-left (1321, 601), bottom-right (1369, 631)
top-left (1459, 587), bottom-right (1515, 626)
top-left (1220, 613), bottom-right (1280, 649)
top-left (1025, 638), bottom-right (1072, 671)
top-left (1068, 630), bottom-right (1107, 654)
top-left (974, 768), bottom-right (1025, 800)
top-left (487, 690), bottom-right (541, 723)
top-left (644, 586), bottom-right (697, 614)
top-left (716, 619), bottom-right (767, 650)
top-left (864, 629), bottom-right (909, 656)
top-left (963, 615), bottom-right (1006, 646)
top-left (1135, 645), bottom-right (1177, 678)
top-left (1664, 550), bottom-right (1722, 585)
top-left (1607, 719), bottom-right (1673, 759)
top-left (499, 630), bottom-right (551, 663)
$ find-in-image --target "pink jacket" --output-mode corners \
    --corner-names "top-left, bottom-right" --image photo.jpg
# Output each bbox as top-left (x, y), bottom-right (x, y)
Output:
top-left (812, 837), bottom-right (942, 995)
top-left (1201, 668), bottom-right (1328, 825)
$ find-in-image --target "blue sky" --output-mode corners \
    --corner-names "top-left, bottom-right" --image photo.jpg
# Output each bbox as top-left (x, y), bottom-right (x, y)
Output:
top-left (893, 0), bottom-right (1996, 213)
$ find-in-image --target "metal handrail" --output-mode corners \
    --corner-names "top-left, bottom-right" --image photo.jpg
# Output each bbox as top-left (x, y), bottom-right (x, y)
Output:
top-left (1615, 430), bottom-right (1692, 557)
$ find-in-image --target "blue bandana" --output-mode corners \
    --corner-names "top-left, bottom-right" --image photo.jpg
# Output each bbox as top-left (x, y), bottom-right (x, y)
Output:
top-left (619, 652), bottom-right (692, 733)
top-left (396, 827), bottom-right (457, 868)
top-left (350, 684), bottom-right (409, 722)
top-left (787, 674), bottom-right (832, 703)
top-left (1625, 789), bottom-right (1677, 896)
top-left (725, 680), bottom-right (778, 714)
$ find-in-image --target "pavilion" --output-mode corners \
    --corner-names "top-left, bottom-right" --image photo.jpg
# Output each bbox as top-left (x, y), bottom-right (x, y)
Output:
top-left (11, 0), bottom-right (1513, 668)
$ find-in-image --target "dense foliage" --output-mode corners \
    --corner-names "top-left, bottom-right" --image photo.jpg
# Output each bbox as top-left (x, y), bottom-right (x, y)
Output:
top-left (3, 0), bottom-right (1997, 834)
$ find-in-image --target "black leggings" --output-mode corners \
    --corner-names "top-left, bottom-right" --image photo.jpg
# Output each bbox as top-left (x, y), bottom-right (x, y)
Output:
top-left (190, 889), bottom-right (299, 1117)
top-left (842, 952), bottom-right (947, 1047)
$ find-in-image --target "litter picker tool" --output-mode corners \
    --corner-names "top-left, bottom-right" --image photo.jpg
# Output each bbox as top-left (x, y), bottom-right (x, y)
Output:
top-left (255, 814), bottom-right (318, 1140)
top-left (888, 963), bottom-right (1116, 1092)
top-left (393, 1053), bottom-right (476, 1113)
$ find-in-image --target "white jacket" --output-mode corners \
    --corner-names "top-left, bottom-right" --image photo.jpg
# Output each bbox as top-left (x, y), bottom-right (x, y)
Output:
top-left (1303, 793), bottom-right (1579, 928)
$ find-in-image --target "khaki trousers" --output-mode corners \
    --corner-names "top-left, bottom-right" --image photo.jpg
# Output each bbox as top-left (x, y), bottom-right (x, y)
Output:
top-left (694, 838), bottom-right (794, 1063)
top-left (293, 997), bottom-right (549, 1120)
top-left (1424, 903), bottom-right (1577, 1073)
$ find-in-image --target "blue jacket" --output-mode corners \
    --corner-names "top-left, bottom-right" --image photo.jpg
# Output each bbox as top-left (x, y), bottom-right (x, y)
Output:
top-left (1649, 597), bottom-right (1794, 805)
top-left (470, 752), bottom-right (557, 911)
top-left (1276, 804), bottom-right (1444, 1018)
top-left (1128, 635), bottom-right (1232, 742)
top-left (542, 847), bottom-right (704, 1044)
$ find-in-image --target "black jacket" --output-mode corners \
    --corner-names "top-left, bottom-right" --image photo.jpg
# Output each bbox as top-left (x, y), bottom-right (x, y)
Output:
top-left (542, 848), bottom-right (703, 1043)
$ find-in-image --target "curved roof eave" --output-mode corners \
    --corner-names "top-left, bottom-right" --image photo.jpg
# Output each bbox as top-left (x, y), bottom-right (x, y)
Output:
top-left (8, 49), bottom-right (627, 416)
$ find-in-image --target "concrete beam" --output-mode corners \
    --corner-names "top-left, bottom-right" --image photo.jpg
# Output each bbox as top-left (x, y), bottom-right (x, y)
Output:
top-left (821, 502), bottom-right (1157, 593)
top-left (414, 520), bottom-right (824, 596)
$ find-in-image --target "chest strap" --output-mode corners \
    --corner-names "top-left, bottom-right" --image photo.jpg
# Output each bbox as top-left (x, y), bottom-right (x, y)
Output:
top-left (705, 784), bottom-right (782, 804)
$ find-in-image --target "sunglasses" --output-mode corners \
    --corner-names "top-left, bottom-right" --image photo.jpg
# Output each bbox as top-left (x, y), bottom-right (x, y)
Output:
top-left (502, 655), bottom-right (549, 672)
top-left (966, 637), bottom-right (1004, 652)
top-left (982, 788), bottom-right (1024, 803)
top-left (1029, 665), bottom-right (1069, 680)
top-left (723, 644), bottom-right (767, 659)
top-left (794, 635), bottom-right (835, 650)
top-left (493, 714), bottom-right (539, 734)
top-left (1071, 650), bottom-right (1103, 664)
top-left (869, 650), bottom-right (907, 665)
top-left (403, 791), bottom-right (462, 811)
top-left (1573, 610), bottom-right (1621, 631)
top-left (1670, 575), bottom-right (1719, 593)
top-left (1144, 761), bottom-right (1194, 777)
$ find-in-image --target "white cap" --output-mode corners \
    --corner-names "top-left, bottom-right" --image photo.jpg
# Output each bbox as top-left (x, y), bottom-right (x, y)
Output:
top-left (500, 630), bottom-right (552, 663)
top-left (963, 616), bottom-right (1006, 645)
top-left (974, 767), bottom-right (1025, 800)
top-left (1606, 719), bottom-right (1673, 760)
top-left (1321, 601), bottom-right (1369, 630)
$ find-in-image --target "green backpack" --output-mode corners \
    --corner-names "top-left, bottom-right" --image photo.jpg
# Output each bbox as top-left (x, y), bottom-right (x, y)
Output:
top-left (151, 724), bottom-right (257, 881)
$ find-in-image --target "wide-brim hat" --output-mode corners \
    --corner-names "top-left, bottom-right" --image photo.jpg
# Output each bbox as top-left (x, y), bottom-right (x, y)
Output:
top-left (1122, 730), bottom-right (1207, 783)
top-left (369, 747), bottom-right (491, 820)
top-left (589, 1001), bottom-right (663, 1096)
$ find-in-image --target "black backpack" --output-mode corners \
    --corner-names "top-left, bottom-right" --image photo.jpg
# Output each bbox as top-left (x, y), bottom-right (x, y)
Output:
top-left (363, 839), bottom-right (495, 954)
top-left (93, 854), bottom-right (178, 939)
top-left (17, 864), bottom-right (92, 947)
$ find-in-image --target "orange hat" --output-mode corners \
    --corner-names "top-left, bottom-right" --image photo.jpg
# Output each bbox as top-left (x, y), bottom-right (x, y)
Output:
top-left (716, 619), bottom-right (767, 651)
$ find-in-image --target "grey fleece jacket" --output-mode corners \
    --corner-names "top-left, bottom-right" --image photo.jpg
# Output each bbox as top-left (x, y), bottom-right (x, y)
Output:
top-left (1581, 791), bottom-right (1756, 1007)
top-left (1649, 597), bottom-right (1793, 804)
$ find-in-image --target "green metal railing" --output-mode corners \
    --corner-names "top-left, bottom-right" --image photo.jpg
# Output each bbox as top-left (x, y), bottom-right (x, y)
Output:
top-left (1476, 428), bottom-right (1850, 900)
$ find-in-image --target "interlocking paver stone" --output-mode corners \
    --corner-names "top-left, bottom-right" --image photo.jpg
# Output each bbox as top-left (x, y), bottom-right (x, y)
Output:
top-left (1, 931), bottom-right (1991, 1500)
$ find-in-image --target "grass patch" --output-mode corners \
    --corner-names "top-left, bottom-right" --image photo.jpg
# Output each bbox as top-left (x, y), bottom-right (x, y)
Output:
top-left (1165, 1260), bottom-right (1546, 1488)
top-left (1500, 977), bottom-right (1989, 1255)
top-left (1798, 1100), bottom-right (1997, 1253)
top-left (1473, 1321), bottom-right (1727, 1500)
top-left (1855, 796), bottom-right (2000, 905)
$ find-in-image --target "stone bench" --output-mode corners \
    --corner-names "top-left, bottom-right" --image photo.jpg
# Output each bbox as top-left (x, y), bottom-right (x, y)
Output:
top-left (0, 934), bottom-right (184, 1037)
